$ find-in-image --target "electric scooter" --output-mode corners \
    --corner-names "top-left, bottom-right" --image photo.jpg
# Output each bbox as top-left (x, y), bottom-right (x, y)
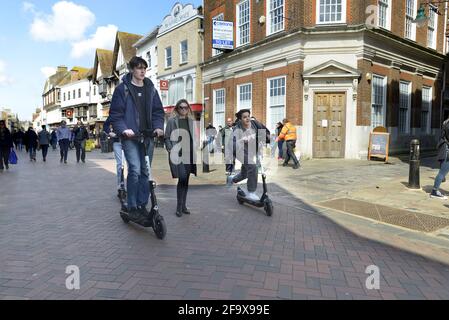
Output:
top-left (227, 157), bottom-right (273, 217)
top-left (119, 131), bottom-right (167, 240)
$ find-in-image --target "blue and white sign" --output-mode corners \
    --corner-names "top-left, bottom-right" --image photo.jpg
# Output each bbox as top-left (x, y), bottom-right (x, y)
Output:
top-left (212, 21), bottom-right (234, 50)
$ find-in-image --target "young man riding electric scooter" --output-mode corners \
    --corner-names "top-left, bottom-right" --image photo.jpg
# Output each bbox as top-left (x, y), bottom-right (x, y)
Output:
top-left (225, 109), bottom-right (273, 216)
top-left (109, 56), bottom-right (166, 234)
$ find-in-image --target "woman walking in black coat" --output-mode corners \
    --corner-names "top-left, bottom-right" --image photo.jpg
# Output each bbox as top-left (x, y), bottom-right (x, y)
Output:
top-left (0, 120), bottom-right (13, 170)
top-left (164, 99), bottom-right (198, 217)
top-left (24, 127), bottom-right (38, 161)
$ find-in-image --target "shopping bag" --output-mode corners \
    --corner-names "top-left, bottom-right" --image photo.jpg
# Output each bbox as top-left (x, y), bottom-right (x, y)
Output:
top-left (9, 148), bottom-right (18, 165)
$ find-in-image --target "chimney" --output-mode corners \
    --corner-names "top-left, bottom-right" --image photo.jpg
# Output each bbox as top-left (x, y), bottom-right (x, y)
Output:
top-left (57, 66), bottom-right (67, 73)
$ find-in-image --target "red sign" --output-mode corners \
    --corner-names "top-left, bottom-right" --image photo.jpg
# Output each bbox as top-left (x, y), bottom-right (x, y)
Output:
top-left (160, 80), bottom-right (169, 91)
top-left (66, 109), bottom-right (73, 118)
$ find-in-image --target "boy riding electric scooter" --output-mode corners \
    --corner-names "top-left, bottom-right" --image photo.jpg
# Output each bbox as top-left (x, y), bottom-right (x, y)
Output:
top-left (225, 109), bottom-right (273, 216)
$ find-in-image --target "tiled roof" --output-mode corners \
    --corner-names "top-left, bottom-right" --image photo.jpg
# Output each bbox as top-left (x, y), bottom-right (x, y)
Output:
top-left (133, 26), bottom-right (160, 48)
top-left (113, 31), bottom-right (143, 70)
top-left (43, 68), bottom-right (70, 94)
top-left (93, 49), bottom-right (114, 80)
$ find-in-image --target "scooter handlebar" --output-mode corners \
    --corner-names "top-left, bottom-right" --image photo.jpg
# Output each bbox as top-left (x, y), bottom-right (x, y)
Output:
top-left (121, 130), bottom-right (158, 140)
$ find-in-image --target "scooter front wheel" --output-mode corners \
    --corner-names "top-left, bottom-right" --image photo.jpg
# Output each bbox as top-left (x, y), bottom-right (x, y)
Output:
top-left (264, 199), bottom-right (273, 217)
top-left (153, 215), bottom-right (167, 240)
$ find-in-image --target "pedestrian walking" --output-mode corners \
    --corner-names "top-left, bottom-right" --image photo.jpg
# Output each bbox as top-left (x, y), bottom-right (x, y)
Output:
top-left (50, 129), bottom-right (58, 151)
top-left (275, 122), bottom-right (284, 160)
top-left (206, 123), bottom-right (217, 153)
top-left (57, 120), bottom-right (71, 164)
top-left (73, 121), bottom-right (89, 163)
top-left (109, 56), bottom-right (165, 222)
top-left (13, 128), bottom-right (24, 151)
top-left (277, 118), bottom-right (300, 169)
top-left (165, 99), bottom-right (198, 218)
top-left (24, 127), bottom-right (38, 162)
top-left (38, 125), bottom-right (51, 162)
top-left (431, 119), bottom-right (449, 200)
top-left (0, 120), bottom-right (13, 171)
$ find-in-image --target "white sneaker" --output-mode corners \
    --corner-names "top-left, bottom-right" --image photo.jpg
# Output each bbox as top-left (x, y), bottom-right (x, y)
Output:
top-left (247, 192), bottom-right (260, 202)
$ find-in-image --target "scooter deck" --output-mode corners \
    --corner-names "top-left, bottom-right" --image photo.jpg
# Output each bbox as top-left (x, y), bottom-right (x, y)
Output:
top-left (120, 210), bottom-right (153, 228)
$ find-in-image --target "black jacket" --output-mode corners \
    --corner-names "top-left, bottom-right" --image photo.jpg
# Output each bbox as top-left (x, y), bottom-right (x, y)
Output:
top-left (73, 126), bottom-right (89, 142)
top-left (0, 127), bottom-right (13, 148)
top-left (24, 129), bottom-right (38, 148)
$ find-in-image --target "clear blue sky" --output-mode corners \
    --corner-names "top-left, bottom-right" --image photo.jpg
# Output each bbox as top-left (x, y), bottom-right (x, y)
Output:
top-left (0, 0), bottom-right (203, 121)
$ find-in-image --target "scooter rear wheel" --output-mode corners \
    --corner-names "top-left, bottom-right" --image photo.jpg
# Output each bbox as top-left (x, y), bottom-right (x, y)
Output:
top-left (264, 199), bottom-right (273, 217)
top-left (153, 215), bottom-right (167, 240)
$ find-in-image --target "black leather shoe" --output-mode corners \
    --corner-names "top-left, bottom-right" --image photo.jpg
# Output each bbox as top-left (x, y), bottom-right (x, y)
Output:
top-left (282, 163), bottom-right (288, 167)
top-left (182, 207), bottom-right (191, 215)
top-left (175, 210), bottom-right (183, 218)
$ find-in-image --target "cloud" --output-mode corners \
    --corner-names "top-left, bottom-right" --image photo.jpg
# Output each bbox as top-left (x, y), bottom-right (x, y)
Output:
top-left (41, 66), bottom-right (57, 78)
top-left (22, 1), bottom-right (36, 14)
top-left (70, 24), bottom-right (118, 59)
top-left (0, 60), bottom-right (14, 86)
top-left (29, 1), bottom-right (95, 42)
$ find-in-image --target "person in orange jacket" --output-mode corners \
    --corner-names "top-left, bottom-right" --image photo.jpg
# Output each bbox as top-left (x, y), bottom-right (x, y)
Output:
top-left (277, 118), bottom-right (300, 169)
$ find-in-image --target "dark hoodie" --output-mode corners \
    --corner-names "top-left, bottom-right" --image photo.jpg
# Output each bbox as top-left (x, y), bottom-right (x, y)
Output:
top-left (109, 73), bottom-right (165, 135)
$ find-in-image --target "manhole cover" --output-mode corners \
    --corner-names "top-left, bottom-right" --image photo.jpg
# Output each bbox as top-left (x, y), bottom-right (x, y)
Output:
top-left (317, 198), bottom-right (449, 233)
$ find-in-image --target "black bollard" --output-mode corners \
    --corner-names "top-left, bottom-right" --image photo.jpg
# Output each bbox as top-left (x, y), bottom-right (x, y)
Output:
top-left (202, 140), bottom-right (210, 173)
top-left (408, 139), bottom-right (420, 189)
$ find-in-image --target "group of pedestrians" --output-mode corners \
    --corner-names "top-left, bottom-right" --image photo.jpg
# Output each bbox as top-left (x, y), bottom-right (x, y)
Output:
top-left (0, 120), bottom-right (90, 166)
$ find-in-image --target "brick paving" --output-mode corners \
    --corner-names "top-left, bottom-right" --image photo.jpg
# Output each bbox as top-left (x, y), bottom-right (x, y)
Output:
top-left (1, 148), bottom-right (449, 300)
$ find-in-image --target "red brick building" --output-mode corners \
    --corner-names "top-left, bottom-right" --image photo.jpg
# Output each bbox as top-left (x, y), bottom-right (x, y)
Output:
top-left (202, 0), bottom-right (449, 159)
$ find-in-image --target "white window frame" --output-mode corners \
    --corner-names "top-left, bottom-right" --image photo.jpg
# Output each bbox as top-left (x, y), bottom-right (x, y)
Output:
top-left (371, 75), bottom-right (388, 129)
top-left (316, 0), bottom-right (347, 25)
top-left (427, 5), bottom-right (438, 49)
top-left (405, 0), bottom-right (417, 40)
top-left (237, 83), bottom-right (253, 112)
top-left (236, 0), bottom-right (251, 47)
top-left (212, 13), bottom-right (225, 57)
top-left (399, 81), bottom-right (412, 134)
top-left (180, 40), bottom-right (188, 64)
top-left (213, 88), bottom-right (226, 128)
top-left (185, 76), bottom-right (194, 102)
top-left (377, 0), bottom-right (392, 30)
top-left (165, 47), bottom-right (172, 68)
top-left (421, 86), bottom-right (432, 135)
top-left (266, 76), bottom-right (287, 132)
top-left (267, 0), bottom-right (285, 36)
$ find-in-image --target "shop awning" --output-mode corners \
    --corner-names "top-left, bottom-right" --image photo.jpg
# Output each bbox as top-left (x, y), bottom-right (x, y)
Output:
top-left (164, 104), bottom-right (203, 114)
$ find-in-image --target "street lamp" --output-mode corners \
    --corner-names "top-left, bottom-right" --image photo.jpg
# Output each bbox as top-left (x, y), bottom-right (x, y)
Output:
top-left (413, 1), bottom-right (447, 27)
top-left (413, 4), bottom-right (429, 28)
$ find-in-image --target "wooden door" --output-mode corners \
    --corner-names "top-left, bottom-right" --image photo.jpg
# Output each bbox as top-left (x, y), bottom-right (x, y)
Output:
top-left (313, 93), bottom-right (346, 158)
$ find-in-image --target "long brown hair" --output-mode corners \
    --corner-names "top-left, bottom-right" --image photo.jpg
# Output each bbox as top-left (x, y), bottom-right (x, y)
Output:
top-left (172, 99), bottom-right (193, 118)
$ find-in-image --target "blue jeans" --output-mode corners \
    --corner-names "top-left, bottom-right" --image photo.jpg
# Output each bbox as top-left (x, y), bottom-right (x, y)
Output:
top-left (278, 140), bottom-right (284, 158)
top-left (59, 139), bottom-right (70, 161)
top-left (113, 142), bottom-right (124, 190)
top-left (122, 138), bottom-right (154, 209)
top-left (434, 160), bottom-right (449, 191)
top-left (29, 146), bottom-right (36, 160)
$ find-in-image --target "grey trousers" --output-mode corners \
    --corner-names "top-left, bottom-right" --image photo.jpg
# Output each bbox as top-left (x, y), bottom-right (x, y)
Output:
top-left (233, 164), bottom-right (258, 193)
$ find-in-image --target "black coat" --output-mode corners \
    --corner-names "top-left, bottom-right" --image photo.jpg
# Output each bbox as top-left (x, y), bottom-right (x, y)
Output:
top-left (164, 116), bottom-right (198, 179)
top-left (24, 130), bottom-right (38, 148)
top-left (0, 127), bottom-right (13, 148)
